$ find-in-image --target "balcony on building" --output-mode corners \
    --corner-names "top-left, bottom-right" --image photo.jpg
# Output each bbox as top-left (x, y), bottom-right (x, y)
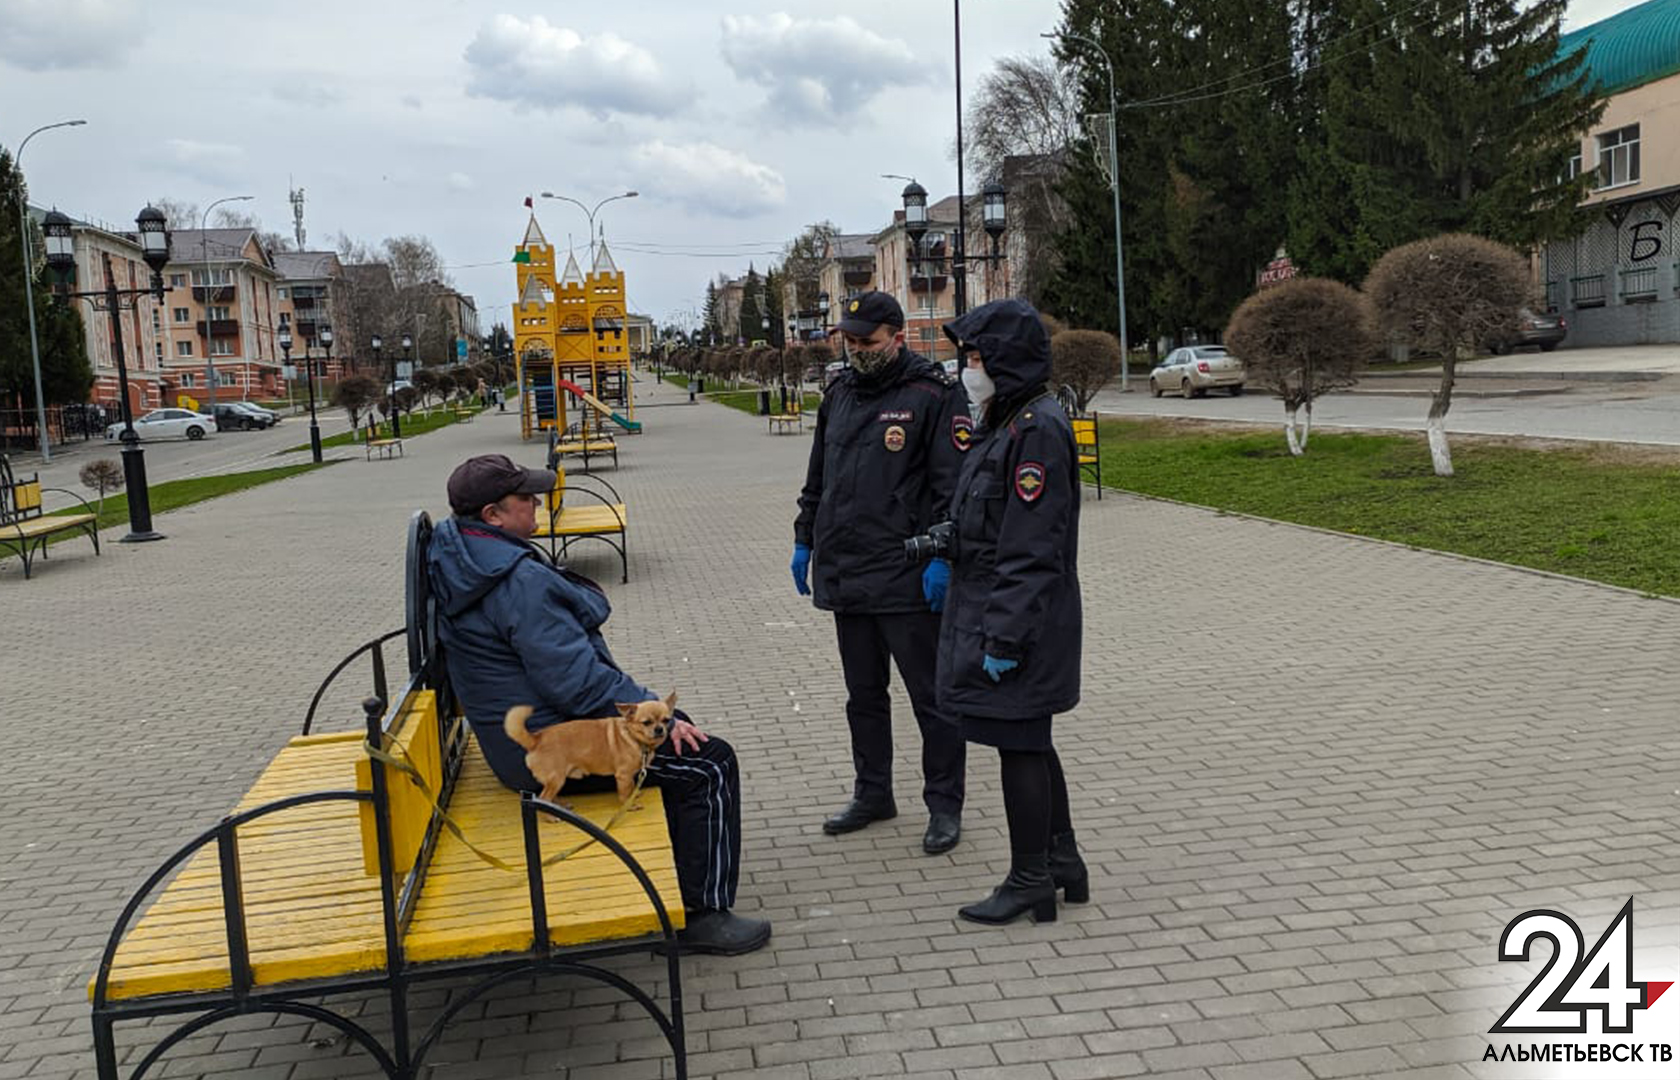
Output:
top-left (909, 274), bottom-right (948, 293)
top-left (197, 318), bottom-right (241, 337)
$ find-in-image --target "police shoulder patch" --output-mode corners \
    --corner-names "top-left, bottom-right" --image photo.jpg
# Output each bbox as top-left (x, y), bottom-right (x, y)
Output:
top-left (1015, 461), bottom-right (1047, 503)
top-left (951, 415), bottom-right (974, 452)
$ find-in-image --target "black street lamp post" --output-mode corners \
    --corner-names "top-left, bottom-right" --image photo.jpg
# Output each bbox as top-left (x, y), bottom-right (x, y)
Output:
top-left (394, 334), bottom-right (411, 438)
top-left (370, 333), bottom-right (384, 437)
top-left (897, 177), bottom-right (1007, 324)
top-left (307, 325), bottom-right (328, 462)
top-left (42, 205), bottom-right (170, 542)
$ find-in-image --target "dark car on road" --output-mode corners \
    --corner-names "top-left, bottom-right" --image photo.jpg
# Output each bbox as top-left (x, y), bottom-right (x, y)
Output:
top-left (1489, 309), bottom-right (1567, 354)
top-left (212, 403), bottom-right (278, 431)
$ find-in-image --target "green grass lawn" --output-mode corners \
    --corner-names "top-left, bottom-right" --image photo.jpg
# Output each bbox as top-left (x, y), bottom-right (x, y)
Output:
top-left (22, 462), bottom-right (333, 555)
top-left (710, 388), bottom-right (822, 416)
top-left (282, 407), bottom-right (471, 454)
top-left (1096, 418), bottom-right (1680, 597)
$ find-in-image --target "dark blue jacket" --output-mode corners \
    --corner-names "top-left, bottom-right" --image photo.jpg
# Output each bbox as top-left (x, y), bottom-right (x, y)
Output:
top-left (937, 300), bottom-right (1082, 719)
top-left (794, 348), bottom-right (972, 613)
top-left (426, 516), bottom-right (652, 769)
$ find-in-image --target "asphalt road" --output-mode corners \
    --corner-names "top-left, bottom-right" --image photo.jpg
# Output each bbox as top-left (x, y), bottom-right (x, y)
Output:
top-left (1089, 374), bottom-right (1680, 447)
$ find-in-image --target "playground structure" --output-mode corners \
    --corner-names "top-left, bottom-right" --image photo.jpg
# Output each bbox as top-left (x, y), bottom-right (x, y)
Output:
top-left (512, 217), bottom-right (641, 440)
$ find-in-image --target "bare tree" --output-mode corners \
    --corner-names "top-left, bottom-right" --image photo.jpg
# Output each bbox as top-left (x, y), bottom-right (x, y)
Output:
top-left (779, 222), bottom-right (840, 313)
top-left (1049, 329), bottom-right (1121, 415)
top-left (962, 53), bottom-right (1079, 303)
top-left (150, 197), bottom-right (200, 231)
top-left (209, 206), bottom-right (292, 254)
top-left (1363, 234), bottom-right (1527, 476)
top-left (1224, 278), bottom-right (1375, 456)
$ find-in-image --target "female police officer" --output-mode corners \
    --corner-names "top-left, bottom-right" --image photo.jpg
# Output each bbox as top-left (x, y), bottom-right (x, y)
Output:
top-left (930, 298), bottom-right (1087, 924)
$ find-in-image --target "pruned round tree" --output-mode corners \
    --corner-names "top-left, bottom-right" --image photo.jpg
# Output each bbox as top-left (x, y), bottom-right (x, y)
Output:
top-left (78, 459), bottom-right (124, 518)
top-left (1049, 329), bottom-right (1121, 416)
top-left (1364, 233), bottom-right (1528, 476)
top-left (1224, 277), bottom-right (1375, 456)
top-left (332, 374), bottom-right (381, 432)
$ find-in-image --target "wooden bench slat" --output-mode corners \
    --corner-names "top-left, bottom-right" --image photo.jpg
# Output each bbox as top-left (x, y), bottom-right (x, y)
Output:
top-left (4, 513), bottom-right (97, 538)
top-left (531, 504), bottom-right (627, 538)
top-left (97, 731), bottom-right (681, 1002)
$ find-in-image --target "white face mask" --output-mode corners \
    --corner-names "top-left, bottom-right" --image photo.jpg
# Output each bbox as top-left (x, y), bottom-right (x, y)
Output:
top-left (961, 366), bottom-right (996, 412)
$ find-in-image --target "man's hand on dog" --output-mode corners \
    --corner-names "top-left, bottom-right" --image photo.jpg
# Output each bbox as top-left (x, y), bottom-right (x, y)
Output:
top-left (668, 718), bottom-right (708, 756)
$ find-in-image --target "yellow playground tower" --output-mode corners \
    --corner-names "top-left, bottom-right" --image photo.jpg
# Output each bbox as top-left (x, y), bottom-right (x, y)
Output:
top-left (512, 214), bottom-right (640, 440)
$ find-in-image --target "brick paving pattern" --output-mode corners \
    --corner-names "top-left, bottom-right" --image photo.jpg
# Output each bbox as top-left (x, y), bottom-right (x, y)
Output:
top-left (1, 374), bottom-right (1676, 1079)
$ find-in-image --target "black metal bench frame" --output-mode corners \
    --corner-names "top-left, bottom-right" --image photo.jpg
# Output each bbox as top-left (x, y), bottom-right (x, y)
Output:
top-left (0, 452), bottom-right (101, 579)
top-left (89, 510), bottom-right (685, 1078)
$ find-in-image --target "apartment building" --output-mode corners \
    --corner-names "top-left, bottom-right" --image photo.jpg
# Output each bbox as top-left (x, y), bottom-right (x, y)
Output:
top-left (40, 211), bottom-right (168, 413)
top-left (1540, 0), bottom-right (1680, 344)
top-left (159, 228), bottom-right (284, 400)
top-left (273, 251), bottom-right (344, 379)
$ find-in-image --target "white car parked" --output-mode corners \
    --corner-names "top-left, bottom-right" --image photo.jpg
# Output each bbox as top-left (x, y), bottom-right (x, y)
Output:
top-left (105, 408), bottom-right (215, 442)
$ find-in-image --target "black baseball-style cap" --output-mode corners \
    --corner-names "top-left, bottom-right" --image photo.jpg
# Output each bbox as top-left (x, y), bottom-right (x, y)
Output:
top-left (447, 454), bottom-right (556, 515)
top-left (835, 290), bottom-right (905, 336)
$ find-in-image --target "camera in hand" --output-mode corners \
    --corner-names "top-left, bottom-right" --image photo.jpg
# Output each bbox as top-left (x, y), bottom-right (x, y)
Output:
top-left (904, 521), bottom-right (956, 562)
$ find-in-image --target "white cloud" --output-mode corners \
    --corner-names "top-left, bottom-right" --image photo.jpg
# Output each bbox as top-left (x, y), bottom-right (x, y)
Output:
top-left (0, 0), bottom-right (145, 72)
top-left (630, 140), bottom-right (786, 218)
top-left (446, 172), bottom-right (474, 192)
top-left (463, 15), bottom-right (687, 118)
top-left (719, 12), bottom-right (932, 121)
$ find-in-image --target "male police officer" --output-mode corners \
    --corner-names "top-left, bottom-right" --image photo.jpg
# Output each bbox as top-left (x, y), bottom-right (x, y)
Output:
top-left (793, 291), bottom-right (973, 854)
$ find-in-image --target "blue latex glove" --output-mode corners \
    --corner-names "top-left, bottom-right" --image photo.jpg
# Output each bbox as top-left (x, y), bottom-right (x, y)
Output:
top-left (922, 558), bottom-right (951, 612)
top-left (982, 654), bottom-right (1019, 683)
top-left (791, 543), bottom-right (812, 596)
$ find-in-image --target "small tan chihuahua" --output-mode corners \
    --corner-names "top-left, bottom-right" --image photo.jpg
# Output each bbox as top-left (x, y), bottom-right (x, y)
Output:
top-left (503, 692), bottom-right (676, 808)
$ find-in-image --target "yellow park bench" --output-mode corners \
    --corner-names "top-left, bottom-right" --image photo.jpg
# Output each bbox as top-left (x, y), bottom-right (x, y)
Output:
top-left (549, 425), bottom-right (619, 471)
top-left (530, 464), bottom-right (629, 583)
top-left (1, 453), bottom-right (101, 579)
top-left (1072, 412), bottom-right (1102, 499)
top-left (767, 397), bottom-right (805, 434)
top-left (90, 512), bottom-right (687, 1079)
top-left (362, 416), bottom-right (403, 460)
top-left (452, 406), bottom-right (476, 423)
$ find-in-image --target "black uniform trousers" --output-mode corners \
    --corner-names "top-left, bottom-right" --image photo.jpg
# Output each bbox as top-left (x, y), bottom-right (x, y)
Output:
top-left (472, 709), bottom-right (741, 914)
top-left (834, 611), bottom-right (966, 815)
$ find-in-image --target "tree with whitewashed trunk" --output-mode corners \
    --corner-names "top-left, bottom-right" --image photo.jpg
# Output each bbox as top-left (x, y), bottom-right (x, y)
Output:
top-left (1223, 277), bottom-right (1374, 456)
top-left (1363, 234), bottom-right (1527, 477)
top-left (78, 460), bottom-right (124, 519)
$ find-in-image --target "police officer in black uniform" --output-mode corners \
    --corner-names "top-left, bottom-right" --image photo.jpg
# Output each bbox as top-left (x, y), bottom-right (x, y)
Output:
top-left (793, 291), bottom-right (973, 854)
top-left (933, 298), bottom-right (1087, 924)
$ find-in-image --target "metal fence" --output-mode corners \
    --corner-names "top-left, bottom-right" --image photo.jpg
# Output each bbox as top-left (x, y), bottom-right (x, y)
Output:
top-left (0, 404), bottom-right (112, 451)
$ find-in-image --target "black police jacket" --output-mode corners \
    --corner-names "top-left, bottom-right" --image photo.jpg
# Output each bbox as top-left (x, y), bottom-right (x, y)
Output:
top-left (795, 348), bottom-right (973, 614)
top-left (936, 301), bottom-right (1082, 719)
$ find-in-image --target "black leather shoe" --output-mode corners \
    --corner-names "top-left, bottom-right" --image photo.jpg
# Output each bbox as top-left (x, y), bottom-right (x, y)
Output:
top-left (668, 910), bottom-right (772, 956)
top-left (922, 811), bottom-right (962, 854)
top-left (958, 855), bottom-right (1057, 925)
top-left (822, 798), bottom-right (898, 835)
top-left (1050, 829), bottom-right (1090, 903)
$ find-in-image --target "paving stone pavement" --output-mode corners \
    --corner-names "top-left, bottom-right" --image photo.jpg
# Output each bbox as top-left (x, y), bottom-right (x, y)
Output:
top-left (2, 372), bottom-right (1677, 1079)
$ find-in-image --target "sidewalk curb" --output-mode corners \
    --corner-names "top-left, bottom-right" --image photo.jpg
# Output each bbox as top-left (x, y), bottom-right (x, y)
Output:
top-left (1362, 368), bottom-right (1667, 383)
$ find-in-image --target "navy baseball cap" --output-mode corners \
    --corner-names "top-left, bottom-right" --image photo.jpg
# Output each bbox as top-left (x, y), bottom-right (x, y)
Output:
top-left (835, 291), bottom-right (905, 336)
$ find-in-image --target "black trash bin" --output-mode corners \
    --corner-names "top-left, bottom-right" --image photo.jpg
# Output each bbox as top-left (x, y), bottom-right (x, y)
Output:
top-left (757, 388), bottom-right (772, 415)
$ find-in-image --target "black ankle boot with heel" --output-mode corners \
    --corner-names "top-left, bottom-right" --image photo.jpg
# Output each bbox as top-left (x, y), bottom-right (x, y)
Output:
top-left (1050, 830), bottom-right (1089, 904)
top-left (958, 853), bottom-right (1057, 925)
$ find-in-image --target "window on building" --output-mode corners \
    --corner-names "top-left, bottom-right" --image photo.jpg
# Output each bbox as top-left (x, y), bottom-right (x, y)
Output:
top-left (1566, 148), bottom-right (1583, 180)
top-left (180, 373), bottom-right (195, 388)
top-left (217, 370), bottom-right (238, 387)
top-left (177, 340), bottom-right (194, 357)
top-left (169, 273), bottom-right (186, 288)
top-left (210, 339), bottom-right (236, 357)
top-left (154, 342), bottom-right (163, 360)
top-left (190, 268), bottom-right (234, 286)
top-left (1597, 124), bottom-right (1640, 189)
top-left (278, 287), bottom-right (288, 300)
top-left (173, 307), bottom-right (190, 323)
top-left (208, 305), bottom-right (231, 321)
top-left (151, 308), bottom-right (161, 330)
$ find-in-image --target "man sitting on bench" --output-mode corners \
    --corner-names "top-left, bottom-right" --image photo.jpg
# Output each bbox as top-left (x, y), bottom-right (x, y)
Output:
top-left (426, 454), bottom-right (771, 956)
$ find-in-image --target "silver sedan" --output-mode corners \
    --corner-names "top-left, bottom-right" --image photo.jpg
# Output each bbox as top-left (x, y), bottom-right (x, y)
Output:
top-left (1150, 346), bottom-right (1246, 398)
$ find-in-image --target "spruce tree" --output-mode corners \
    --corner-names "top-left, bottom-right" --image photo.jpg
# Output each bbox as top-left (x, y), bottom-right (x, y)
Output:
top-left (0, 148), bottom-right (92, 405)
top-left (739, 264), bottom-right (764, 345)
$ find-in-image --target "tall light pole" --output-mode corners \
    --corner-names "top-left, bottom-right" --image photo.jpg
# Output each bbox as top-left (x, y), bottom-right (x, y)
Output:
top-left (198, 194), bottom-right (254, 409)
top-left (539, 190), bottom-right (637, 264)
top-left (305, 324), bottom-right (328, 463)
top-left (44, 206), bottom-right (171, 541)
top-left (1046, 29), bottom-right (1129, 391)
top-left (14, 118), bottom-right (87, 461)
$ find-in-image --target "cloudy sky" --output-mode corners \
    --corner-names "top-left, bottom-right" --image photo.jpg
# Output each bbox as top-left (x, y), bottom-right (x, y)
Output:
top-left (1, 0), bottom-right (1650, 335)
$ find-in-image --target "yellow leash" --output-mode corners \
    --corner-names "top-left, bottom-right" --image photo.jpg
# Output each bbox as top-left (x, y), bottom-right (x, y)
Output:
top-left (363, 735), bottom-right (653, 871)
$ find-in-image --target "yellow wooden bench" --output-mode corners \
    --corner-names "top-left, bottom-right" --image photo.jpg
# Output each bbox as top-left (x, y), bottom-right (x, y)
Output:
top-left (1072, 413), bottom-right (1102, 499)
top-left (452, 407), bottom-right (476, 423)
top-left (1, 453), bottom-right (100, 579)
top-left (530, 464), bottom-right (629, 583)
top-left (767, 398), bottom-right (805, 434)
top-left (552, 435), bottom-right (619, 470)
top-left (90, 512), bottom-right (687, 1079)
top-left (365, 437), bottom-right (404, 460)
